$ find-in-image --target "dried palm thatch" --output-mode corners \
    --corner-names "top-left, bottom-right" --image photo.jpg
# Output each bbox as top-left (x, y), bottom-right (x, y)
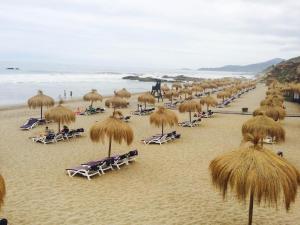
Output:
top-left (161, 84), bottom-right (170, 92)
top-left (217, 91), bottom-right (230, 102)
top-left (192, 86), bottom-right (203, 95)
top-left (209, 145), bottom-right (300, 225)
top-left (179, 100), bottom-right (201, 122)
top-left (83, 89), bottom-right (103, 106)
top-left (44, 101), bottom-right (76, 132)
top-left (242, 115), bottom-right (285, 146)
top-left (150, 107), bottom-right (178, 135)
top-left (200, 95), bottom-right (217, 111)
top-left (114, 88), bottom-right (131, 98)
top-left (172, 82), bottom-right (182, 90)
top-left (27, 90), bottom-right (55, 119)
top-left (138, 92), bottom-right (155, 109)
top-left (90, 115), bottom-right (133, 157)
top-left (260, 97), bottom-right (283, 107)
top-left (179, 87), bottom-right (192, 99)
top-left (105, 96), bottom-right (128, 114)
top-left (253, 106), bottom-right (286, 121)
top-left (164, 90), bottom-right (179, 104)
top-left (0, 174), bottom-right (5, 210)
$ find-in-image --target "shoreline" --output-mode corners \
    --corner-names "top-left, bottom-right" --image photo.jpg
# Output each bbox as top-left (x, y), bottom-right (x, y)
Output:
top-left (0, 92), bottom-right (144, 112)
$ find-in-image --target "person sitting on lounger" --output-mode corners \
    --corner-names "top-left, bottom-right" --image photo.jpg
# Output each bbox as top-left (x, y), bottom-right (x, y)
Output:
top-left (45, 126), bottom-right (54, 135)
top-left (61, 125), bottom-right (69, 134)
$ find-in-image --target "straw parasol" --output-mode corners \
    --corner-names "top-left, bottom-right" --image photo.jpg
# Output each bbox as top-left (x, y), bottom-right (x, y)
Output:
top-left (138, 92), bottom-right (155, 109)
top-left (164, 90), bottom-right (179, 104)
top-left (192, 86), bottom-right (203, 95)
top-left (253, 106), bottom-right (286, 121)
top-left (150, 107), bottom-right (178, 135)
top-left (83, 89), bottom-right (103, 107)
top-left (179, 100), bottom-right (201, 122)
top-left (105, 96), bottom-right (128, 114)
top-left (200, 95), bottom-right (217, 111)
top-left (179, 87), bottom-right (192, 100)
top-left (44, 101), bottom-right (76, 132)
top-left (0, 174), bottom-right (5, 210)
top-left (114, 88), bottom-right (131, 99)
top-left (161, 84), bottom-right (170, 92)
top-left (90, 113), bottom-right (133, 157)
top-left (209, 145), bottom-right (300, 225)
top-left (217, 91), bottom-right (230, 103)
top-left (172, 82), bottom-right (182, 90)
top-left (28, 90), bottom-right (55, 119)
top-left (242, 115), bottom-right (285, 146)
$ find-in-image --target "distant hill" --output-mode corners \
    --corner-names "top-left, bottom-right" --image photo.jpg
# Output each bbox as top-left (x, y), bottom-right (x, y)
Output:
top-left (198, 58), bottom-right (284, 73)
top-left (266, 56), bottom-right (300, 82)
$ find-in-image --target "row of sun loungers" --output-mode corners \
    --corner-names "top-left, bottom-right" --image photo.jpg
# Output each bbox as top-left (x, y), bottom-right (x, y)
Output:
top-left (216, 88), bottom-right (254, 108)
top-left (120, 115), bottom-right (131, 122)
top-left (178, 118), bottom-right (201, 127)
top-left (20, 118), bottom-right (49, 130)
top-left (32, 128), bottom-right (84, 144)
top-left (142, 131), bottom-right (181, 145)
top-left (131, 108), bottom-right (155, 116)
top-left (66, 150), bottom-right (138, 180)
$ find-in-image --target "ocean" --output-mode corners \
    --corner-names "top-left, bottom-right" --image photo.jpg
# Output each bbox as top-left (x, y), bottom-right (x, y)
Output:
top-left (0, 69), bottom-right (254, 106)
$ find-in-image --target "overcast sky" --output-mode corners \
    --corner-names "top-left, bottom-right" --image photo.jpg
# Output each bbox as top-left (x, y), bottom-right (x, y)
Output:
top-left (0, 0), bottom-right (299, 70)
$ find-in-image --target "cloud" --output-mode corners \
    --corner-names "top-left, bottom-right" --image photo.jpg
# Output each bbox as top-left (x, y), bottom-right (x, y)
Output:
top-left (0, 0), bottom-right (299, 70)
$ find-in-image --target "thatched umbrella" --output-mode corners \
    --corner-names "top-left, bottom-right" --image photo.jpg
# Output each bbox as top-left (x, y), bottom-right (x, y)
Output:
top-left (114, 88), bottom-right (131, 99)
top-left (28, 90), bottom-right (55, 119)
top-left (179, 87), bottom-right (192, 100)
top-left (179, 100), bottom-right (201, 122)
top-left (161, 84), bottom-right (170, 92)
top-left (192, 86), bottom-right (203, 95)
top-left (90, 114), bottom-right (133, 157)
top-left (200, 95), bottom-right (217, 112)
top-left (172, 82), bottom-right (182, 91)
top-left (44, 101), bottom-right (76, 132)
top-left (164, 90), bottom-right (179, 104)
top-left (253, 106), bottom-right (286, 121)
top-left (0, 174), bottom-right (5, 210)
top-left (150, 107), bottom-right (178, 135)
top-left (83, 89), bottom-right (103, 107)
top-left (217, 91), bottom-right (230, 103)
top-left (105, 96), bottom-right (128, 114)
top-left (242, 115), bottom-right (285, 146)
top-left (209, 145), bottom-right (300, 225)
top-left (138, 92), bottom-right (155, 109)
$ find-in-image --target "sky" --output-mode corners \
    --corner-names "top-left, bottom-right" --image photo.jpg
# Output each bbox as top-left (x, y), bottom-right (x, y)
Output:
top-left (0, 0), bottom-right (299, 71)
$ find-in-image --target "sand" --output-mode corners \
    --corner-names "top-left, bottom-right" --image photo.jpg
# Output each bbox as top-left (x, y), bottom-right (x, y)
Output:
top-left (0, 83), bottom-right (300, 225)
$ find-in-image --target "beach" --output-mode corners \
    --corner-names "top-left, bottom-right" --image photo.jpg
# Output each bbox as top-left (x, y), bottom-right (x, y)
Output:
top-left (0, 83), bottom-right (300, 225)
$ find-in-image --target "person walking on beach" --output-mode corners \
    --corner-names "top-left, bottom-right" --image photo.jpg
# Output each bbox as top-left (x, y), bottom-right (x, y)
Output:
top-left (70, 91), bottom-right (73, 98)
top-left (64, 90), bottom-right (67, 99)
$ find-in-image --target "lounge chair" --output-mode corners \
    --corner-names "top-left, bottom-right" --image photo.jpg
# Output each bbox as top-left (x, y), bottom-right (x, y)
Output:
top-left (20, 118), bottom-right (39, 130)
top-left (81, 157), bottom-right (114, 174)
top-left (178, 118), bottom-right (201, 127)
top-left (120, 116), bottom-right (131, 122)
top-left (142, 131), bottom-right (179, 144)
top-left (112, 154), bottom-right (129, 169)
top-left (66, 165), bottom-right (101, 180)
top-left (127, 150), bottom-right (138, 162)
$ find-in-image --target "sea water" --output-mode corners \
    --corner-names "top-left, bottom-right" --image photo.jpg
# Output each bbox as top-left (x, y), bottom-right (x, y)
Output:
top-left (0, 70), bottom-right (253, 106)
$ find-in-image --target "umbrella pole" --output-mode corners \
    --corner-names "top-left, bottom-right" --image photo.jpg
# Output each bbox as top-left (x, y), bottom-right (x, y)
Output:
top-left (58, 121), bottom-right (60, 133)
top-left (144, 102), bottom-right (147, 109)
top-left (248, 192), bottom-right (254, 225)
top-left (161, 123), bottom-right (164, 135)
top-left (40, 106), bottom-right (43, 120)
top-left (108, 136), bottom-right (112, 157)
top-left (189, 111), bottom-right (191, 122)
top-left (207, 105), bottom-right (209, 112)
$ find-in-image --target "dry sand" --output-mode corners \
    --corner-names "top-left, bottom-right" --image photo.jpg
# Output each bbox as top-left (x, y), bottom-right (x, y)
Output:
top-left (0, 83), bottom-right (300, 225)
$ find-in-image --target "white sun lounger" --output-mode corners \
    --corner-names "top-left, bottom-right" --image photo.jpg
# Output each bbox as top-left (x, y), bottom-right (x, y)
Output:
top-left (66, 165), bottom-right (101, 180)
